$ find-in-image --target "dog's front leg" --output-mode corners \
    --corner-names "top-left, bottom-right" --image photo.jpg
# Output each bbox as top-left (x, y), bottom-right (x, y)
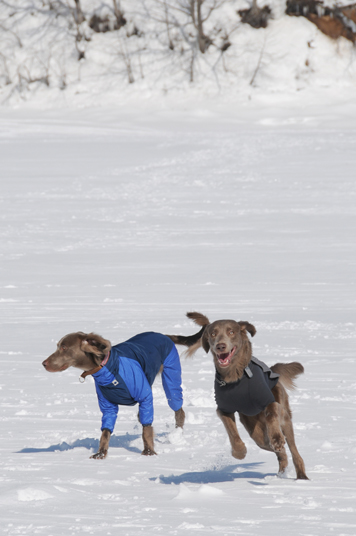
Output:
top-left (91, 429), bottom-right (111, 459)
top-left (217, 409), bottom-right (247, 459)
top-left (265, 402), bottom-right (285, 452)
top-left (141, 424), bottom-right (157, 456)
top-left (175, 407), bottom-right (185, 428)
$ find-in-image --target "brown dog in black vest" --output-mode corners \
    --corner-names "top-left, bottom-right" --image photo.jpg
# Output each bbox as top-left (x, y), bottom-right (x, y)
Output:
top-left (169, 312), bottom-right (308, 480)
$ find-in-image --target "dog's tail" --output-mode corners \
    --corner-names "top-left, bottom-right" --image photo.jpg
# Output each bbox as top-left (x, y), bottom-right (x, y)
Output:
top-left (271, 362), bottom-right (304, 391)
top-left (167, 312), bottom-right (210, 358)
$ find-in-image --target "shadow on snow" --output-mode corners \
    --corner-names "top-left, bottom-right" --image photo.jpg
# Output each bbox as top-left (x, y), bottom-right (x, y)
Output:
top-left (151, 463), bottom-right (274, 485)
top-left (16, 433), bottom-right (141, 455)
top-left (18, 439), bottom-right (277, 484)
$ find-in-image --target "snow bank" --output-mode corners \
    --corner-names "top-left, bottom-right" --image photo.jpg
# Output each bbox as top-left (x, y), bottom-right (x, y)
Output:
top-left (0, 0), bottom-right (356, 108)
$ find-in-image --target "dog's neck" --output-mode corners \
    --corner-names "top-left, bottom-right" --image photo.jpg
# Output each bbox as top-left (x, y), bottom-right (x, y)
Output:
top-left (79, 352), bottom-right (110, 381)
top-left (214, 345), bottom-right (252, 383)
top-left (216, 365), bottom-right (244, 384)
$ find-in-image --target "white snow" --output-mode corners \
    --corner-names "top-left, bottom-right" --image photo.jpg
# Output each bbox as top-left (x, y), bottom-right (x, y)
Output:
top-left (1, 0), bottom-right (356, 107)
top-left (0, 98), bottom-right (356, 535)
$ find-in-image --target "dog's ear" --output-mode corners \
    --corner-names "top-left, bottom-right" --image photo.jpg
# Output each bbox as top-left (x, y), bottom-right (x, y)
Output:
top-left (81, 333), bottom-right (111, 364)
top-left (238, 321), bottom-right (256, 337)
top-left (201, 327), bottom-right (210, 353)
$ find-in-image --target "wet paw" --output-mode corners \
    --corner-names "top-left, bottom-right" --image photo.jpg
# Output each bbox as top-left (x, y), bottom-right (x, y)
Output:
top-left (296, 470), bottom-right (309, 480)
top-left (175, 408), bottom-right (185, 428)
top-left (141, 448), bottom-right (157, 456)
top-left (232, 442), bottom-right (247, 460)
top-left (90, 450), bottom-right (107, 459)
top-left (277, 469), bottom-right (288, 479)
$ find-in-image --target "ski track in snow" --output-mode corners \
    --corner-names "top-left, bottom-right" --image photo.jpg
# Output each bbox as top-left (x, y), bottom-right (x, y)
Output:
top-left (0, 105), bottom-right (356, 535)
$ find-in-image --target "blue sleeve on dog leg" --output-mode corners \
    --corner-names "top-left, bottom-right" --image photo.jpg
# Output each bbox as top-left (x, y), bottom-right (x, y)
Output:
top-left (119, 357), bottom-right (154, 425)
top-left (95, 382), bottom-right (118, 433)
top-left (137, 390), bottom-right (154, 426)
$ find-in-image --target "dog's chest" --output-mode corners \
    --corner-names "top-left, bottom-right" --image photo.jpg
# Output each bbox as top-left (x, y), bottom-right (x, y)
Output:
top-left (214, 358), bottom-right (279, 416)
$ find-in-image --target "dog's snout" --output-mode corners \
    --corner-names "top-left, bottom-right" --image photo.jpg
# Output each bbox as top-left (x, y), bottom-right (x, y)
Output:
top-left (42, 360), bottom-right (48, 368)
top-left (216, 343), bottom-right (226, 352)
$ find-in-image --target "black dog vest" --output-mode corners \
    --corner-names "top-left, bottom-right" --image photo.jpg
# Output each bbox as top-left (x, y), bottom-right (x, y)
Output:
top-left (214, 357), bottom-right (279, 416)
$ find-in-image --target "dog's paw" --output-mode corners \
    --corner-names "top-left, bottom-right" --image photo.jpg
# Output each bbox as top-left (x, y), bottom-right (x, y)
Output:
top-left (175, 408), bottom-right (185, 428)
top-left (141, 448), bottom-right (157, 456)
top-left (270, 433), bottom-right (285, 452)
top-left (90, 450), bottom-right (107, 460)
top-left (231, 442), bottom-right (247, 460)
top-left (296, 470), bottom-right (309, 480)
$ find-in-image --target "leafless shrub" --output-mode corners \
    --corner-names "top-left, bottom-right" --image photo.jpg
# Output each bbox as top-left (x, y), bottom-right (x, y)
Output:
top-left (238, 0), bottom-right (272, 29)
top-left (0, 53), bottom-right (12, 86)
top-left (74, 0), bottom-right (85, 24)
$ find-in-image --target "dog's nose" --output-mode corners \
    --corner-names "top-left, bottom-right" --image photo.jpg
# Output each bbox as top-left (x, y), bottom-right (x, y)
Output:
top-left (42, 360), bottom-right (48, 368)
top-left (216, 343), bottom-right (226, 352)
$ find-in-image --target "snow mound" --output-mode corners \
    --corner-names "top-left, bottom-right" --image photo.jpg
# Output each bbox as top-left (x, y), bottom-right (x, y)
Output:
top-left (17, 488), bottom-right (53, 502)
top-left (175, 483), bottom-right (224, 500)
top-left (167, 427), bottom-right (187, 446)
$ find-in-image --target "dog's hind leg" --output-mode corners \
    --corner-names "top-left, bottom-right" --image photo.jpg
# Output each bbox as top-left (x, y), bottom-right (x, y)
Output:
top-left (276, 447), bottom-right (289, 476)
top-left (142, 425), bottom-right (157, 456)
top-left (282, 417), bottom-right (308, 480)
top-left (217, 409), bottom-right (247, 459)
top-left (265, 384), bottom-right (286, 452)
top-left (265, 401), bottom-right (285, 452)
top-left (175, 407), bottom-right (185, 428)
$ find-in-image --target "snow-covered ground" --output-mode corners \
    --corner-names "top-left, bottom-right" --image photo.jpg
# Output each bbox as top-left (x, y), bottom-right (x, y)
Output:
top-left (2, 0), bottom-right (356, 106)
top-left (1, 101), bottom-right (356, 535)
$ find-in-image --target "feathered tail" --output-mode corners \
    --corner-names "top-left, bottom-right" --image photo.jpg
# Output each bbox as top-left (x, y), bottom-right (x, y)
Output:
top-left (167, 312), bottom-right (210, 357)
top-left (271, 362), bottom-right (304, 390)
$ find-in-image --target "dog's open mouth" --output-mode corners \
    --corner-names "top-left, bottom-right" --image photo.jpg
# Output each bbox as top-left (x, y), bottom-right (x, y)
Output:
top-left (216, 346), bottom-right (237, 367)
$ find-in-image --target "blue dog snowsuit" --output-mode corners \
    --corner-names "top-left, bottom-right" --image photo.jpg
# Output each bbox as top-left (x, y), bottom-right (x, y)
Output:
top-left (92, 332), bottom-right (183, 433)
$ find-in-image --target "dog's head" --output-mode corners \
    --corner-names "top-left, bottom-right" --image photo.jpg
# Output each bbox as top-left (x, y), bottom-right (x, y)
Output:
top-left (42, 332), bottom-right (111, 373)
top-left (202, 320), bottom-right (256, 378)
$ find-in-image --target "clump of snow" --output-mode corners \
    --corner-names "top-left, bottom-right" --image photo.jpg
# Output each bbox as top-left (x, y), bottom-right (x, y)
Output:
top-left (167, 427), bottom-right (188, 446)
top-left (175, 483), bottom-right (223, 501)
top-left (197, 484), bottom-right (224, 497)
top-left (17, 488), bottom-right (53, 502)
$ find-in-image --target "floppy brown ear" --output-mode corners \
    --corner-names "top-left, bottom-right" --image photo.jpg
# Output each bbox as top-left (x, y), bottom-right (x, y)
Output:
top-left (202, 327), bottom-right (210, 353)
top-left (238, 321), bottom-right (256, 337)
top-left (81, 333), bottom-right (111, 364)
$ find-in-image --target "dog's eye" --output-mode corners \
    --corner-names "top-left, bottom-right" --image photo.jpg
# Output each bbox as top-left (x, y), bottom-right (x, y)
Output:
top-left (211, 331), bottom-right (216, 337)
top-left (61, 345), bottom-right (67, 351)
top-left (229, 330), bottom-right (234, 335)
